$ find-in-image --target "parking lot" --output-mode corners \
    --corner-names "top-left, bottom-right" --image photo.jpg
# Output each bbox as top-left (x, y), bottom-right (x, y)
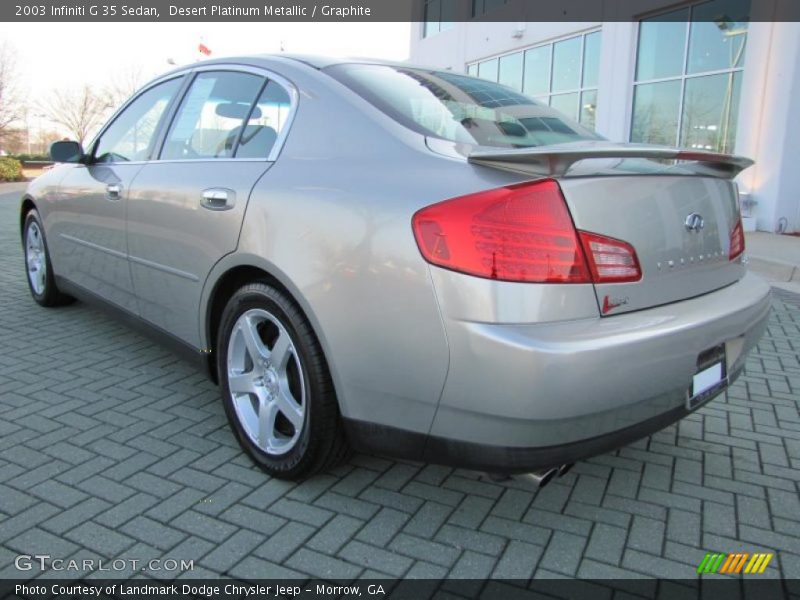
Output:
top-left (1, 182), bottom-right (799, 582)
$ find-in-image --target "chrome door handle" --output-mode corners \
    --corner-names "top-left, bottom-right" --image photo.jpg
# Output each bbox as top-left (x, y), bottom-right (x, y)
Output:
top-left (106, 183), bottom-right (122, 200)
top-left (200, 188), bottom-right (235, 211)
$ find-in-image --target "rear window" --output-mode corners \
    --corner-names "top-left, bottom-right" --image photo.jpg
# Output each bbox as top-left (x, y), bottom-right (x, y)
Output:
top-left (326, 64), bottom-right (602, 149)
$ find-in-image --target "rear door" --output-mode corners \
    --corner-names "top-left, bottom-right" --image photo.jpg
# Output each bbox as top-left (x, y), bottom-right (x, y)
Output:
top-left (51, 77), bottom-right (183, 313)
top-left (126, 67), bottom-right (295, 347)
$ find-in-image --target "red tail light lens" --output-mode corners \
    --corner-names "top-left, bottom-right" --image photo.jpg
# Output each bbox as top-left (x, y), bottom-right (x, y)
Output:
top-left (579, 231), bottom-right (642, 283)
top-left (729, 217), bottom-right (745, 260)
top-left (412, 179), bottom-right (591, 283)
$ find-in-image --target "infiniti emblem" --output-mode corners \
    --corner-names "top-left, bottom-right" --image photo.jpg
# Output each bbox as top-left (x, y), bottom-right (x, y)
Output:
top-left (685, 213), bottom-right (705, 232)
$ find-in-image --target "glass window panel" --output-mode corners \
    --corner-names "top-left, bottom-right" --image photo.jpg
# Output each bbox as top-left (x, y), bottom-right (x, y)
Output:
top-left (423, 0), bottom-right (440, 38)
top-left (551, 36), bottom-right (581, 92)
top-left (630, 80), bottom-right (681, 146)
top-left (162, 71), bottom-right (263, 160)
top-left (550, 92), bottom-right (580, 120)
top-left (523, 45), bottom-right (551, 96)
top-left (582, 32), bottom-right (601, 88)
top-left (235, 81), bottom-right (291, 159)
top-left (635, 10), bottom-right (689, 81)
top-left (580, 89), bottom-right (598, 130)
top-left (478, 58), bottom-right (499, 82)
top-left (687, 0), bottom-right (750, 74)
top-left (680, 71), bottom-right (742, 153)
top-left (95, 79), bottom-right (181, 163)
top-left (467, 63), bottom-right (478, 77)
top-left (498, 52), bottom-right (524, 91)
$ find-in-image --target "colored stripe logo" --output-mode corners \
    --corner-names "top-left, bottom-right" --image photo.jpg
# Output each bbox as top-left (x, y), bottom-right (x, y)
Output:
top-left (697, 552), bottom-right (773, 574)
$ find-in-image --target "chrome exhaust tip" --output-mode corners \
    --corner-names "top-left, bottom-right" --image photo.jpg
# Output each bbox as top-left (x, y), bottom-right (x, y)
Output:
top-left (519, 467), bottom-right (558, 489)
top-left (557, 462), bottom-right (575, 478)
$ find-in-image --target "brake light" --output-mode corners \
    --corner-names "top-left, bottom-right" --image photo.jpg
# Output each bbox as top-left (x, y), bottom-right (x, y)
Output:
top-left (729, 217), bottom-right (745, 260)
top-left (579, 231), bottom-right (642, 283)
top-left (412, 179), bottom-right (591, 283)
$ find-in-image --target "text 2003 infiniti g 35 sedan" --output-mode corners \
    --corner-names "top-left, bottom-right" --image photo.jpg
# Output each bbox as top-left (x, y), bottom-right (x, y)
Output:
top-left (21, 55), bottom-right (771, 481)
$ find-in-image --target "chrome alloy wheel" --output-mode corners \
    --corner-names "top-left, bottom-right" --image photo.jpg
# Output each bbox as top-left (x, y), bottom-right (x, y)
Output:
top-left (227, 308), bottom-right (306, 455)
top-left (25, 221), bottom-right (47, 295)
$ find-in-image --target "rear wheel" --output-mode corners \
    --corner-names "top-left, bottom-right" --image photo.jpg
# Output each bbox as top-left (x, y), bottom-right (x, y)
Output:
top-left (22, 210), bottom-right (73, 307)
top-left (217, 282), bottom-right (350, 479)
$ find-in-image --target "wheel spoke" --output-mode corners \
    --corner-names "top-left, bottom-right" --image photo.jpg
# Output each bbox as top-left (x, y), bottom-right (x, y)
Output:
top-left (36, 267), bottom-right (46, 292)
top-left (275, 387), bottom-right (304, 429)
top-left (270, 331), bottom-right (293, 371)
top-left (229, 370), bottom-right (259, 394)
top-left (256, 392), bottom-right (279, 449)
top-left (241, 316), bottom-right (269, 362)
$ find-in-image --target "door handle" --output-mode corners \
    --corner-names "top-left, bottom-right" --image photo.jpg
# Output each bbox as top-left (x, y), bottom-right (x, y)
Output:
top-left (106, 183), bottom-right (122, 200)
top-left (200, 188), bottom-right (235, 211)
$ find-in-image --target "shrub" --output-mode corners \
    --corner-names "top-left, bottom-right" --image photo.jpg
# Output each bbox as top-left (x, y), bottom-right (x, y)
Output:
top-left (0, 157), bottom-right (24, 182)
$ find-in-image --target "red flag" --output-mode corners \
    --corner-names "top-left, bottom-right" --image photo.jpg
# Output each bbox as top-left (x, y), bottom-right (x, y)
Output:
top-left (198, 43), bottom-right (212, 56)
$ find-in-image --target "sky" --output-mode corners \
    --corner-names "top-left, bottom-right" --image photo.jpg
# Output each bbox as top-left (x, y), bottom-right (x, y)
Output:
top-left (1, 22), bottom-right (411, 138)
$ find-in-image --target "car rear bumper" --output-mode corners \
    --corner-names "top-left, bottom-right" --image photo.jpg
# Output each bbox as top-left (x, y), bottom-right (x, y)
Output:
top-left (346, 272), bottom-right (772, 472)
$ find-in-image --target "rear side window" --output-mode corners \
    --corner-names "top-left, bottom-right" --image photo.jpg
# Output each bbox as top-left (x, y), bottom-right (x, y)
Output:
top-left (94, 78), bottom-right (181, 163)
top-left (161, 71), bottom-right (264, 160)
top-left (235, 81), bottom-right (292, 159)
top-left (326, 64), bottom-right (602, 148)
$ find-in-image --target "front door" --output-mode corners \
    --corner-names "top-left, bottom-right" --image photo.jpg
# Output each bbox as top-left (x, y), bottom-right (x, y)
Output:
top-left (126, 70), bottom-right (293, 347)
top-left (51, 77), bottom-right (183, 313)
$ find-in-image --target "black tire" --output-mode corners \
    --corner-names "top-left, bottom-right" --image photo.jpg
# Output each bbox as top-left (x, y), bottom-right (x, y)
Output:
top-left (217, 282), bottom-right (350, 480)
top-left (22, 209), bottom-right (74, 307)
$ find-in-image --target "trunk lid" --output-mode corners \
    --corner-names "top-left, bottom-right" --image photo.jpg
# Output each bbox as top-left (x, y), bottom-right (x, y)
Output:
top-left (465, 142), bottom-right (750, 315)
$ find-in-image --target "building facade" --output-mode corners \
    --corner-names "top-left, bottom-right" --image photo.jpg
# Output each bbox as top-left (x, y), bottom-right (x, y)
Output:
top-left (410, 0), bottom-right (800, 233)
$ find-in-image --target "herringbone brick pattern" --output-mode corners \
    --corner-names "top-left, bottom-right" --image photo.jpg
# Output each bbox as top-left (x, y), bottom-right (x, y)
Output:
top-left (1, 183), bottom-right (798, 580)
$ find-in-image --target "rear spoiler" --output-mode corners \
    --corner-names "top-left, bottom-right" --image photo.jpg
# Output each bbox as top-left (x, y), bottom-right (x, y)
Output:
top-left (468, 143), bottom-right (754, 179)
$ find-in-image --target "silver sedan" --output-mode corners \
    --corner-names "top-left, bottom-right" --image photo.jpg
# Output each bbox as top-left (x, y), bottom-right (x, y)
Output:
top-left (20, 55), bottom-right (771, 481)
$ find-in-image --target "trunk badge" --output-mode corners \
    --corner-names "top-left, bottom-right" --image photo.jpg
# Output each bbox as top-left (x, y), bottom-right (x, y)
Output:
top-left (602, 295), bottom-right (629, 314)
top-left (685, 213), bottom-right (705, 232)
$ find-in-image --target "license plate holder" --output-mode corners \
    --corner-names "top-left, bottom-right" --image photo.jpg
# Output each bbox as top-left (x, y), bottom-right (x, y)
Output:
top-left (687, 344), bottom-right (728, 410)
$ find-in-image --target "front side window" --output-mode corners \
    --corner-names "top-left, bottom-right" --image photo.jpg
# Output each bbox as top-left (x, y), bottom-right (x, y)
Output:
top-left (161, 71), bottom-right (264, 160)
top-left (631, 0), bottom-right (750, 152)
top-left (93, 78), bottom-right (181, 163)
top-left (468, 30), bottom-right (601, 130)
top-left (326, 64), bottom-right (600, 149)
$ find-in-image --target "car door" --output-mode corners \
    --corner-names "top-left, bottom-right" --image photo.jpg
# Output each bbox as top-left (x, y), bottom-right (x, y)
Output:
top-left (51, 77), bottom-right (184, 313)
top-left (126, 67), bottom-right (294, 347)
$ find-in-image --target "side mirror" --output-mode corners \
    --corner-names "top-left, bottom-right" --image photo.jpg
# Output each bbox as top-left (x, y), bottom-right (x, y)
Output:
top-left (50, 140), bottom-right (85, 163)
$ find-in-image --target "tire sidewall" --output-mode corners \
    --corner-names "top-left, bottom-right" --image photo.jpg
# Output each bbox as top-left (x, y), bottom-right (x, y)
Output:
top-left (217, 285), bottom-right (319, 476)
top-left (23, 210), bottom-right (56, 305)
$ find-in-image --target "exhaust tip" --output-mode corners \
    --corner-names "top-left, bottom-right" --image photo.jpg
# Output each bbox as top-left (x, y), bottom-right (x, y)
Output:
top-left (557, 463), bottom-right (575, 478)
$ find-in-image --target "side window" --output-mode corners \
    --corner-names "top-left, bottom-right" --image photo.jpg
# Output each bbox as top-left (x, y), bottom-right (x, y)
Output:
top-left (161, 71), bottom-right (263, 160)
top-left (94, 78), bottom-right (181, 163)
top-left (235, 81), bottom-right (292, 159)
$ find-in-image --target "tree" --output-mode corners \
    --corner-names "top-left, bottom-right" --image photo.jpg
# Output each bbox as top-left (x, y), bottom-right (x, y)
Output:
top-left (104, 64), bottom-right (151, 109)
top-left (0, 42), bottom-right (25, 146)
top-left (42, 85), bottom-right (112, 145)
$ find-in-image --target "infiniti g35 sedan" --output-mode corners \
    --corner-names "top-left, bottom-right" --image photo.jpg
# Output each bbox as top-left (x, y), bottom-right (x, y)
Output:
top-left (21, 55), bottom-right (771, 481)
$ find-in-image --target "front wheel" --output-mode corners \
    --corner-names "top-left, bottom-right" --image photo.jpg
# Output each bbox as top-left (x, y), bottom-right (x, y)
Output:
top-left (22, 209), bottom-right (73, 307)
top-left (217, 282), bottom-right (350, 480)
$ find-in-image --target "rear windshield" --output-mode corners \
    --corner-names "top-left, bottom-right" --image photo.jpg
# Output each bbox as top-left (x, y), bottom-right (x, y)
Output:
top-left (326, 63), bottom-right (602, 149)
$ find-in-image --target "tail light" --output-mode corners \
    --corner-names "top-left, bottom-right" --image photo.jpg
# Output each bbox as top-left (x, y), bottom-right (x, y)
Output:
top-left (412, 179), bottom-right (641, 284)
top-left (579, 232), bottom-right (641, 283)
top-left (729, 217), bottom-right (745, 261)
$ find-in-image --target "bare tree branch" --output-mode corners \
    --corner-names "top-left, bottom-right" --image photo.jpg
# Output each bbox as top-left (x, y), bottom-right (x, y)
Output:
top-left (40, 85), bottom-right (113, 145)
top-left (104, 64), bottom-right (152, 109)
top-left (0, 42), bottom-right (25, 143)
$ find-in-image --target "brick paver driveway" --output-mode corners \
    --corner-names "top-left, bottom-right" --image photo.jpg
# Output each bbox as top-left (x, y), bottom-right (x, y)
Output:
top-left (1, 182), bottom-right (799, 581)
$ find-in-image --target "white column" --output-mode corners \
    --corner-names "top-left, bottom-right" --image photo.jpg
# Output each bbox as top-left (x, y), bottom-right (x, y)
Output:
top-left (735, 21), bottom-right (800, 233)
top-left (594, 22), bottom-right (639, 142)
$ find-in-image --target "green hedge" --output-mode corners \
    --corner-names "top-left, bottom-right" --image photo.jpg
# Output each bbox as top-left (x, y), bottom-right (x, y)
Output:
top-left (9, 153), bottom-right (50, 162)
top-left (0, 157), bottom-right (24, 182)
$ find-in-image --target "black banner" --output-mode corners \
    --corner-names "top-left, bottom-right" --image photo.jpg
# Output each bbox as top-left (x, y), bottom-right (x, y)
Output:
top-left (3, 0), bottom-right (800, 22)
top-left (2, 578), bottom-right (798, 600)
